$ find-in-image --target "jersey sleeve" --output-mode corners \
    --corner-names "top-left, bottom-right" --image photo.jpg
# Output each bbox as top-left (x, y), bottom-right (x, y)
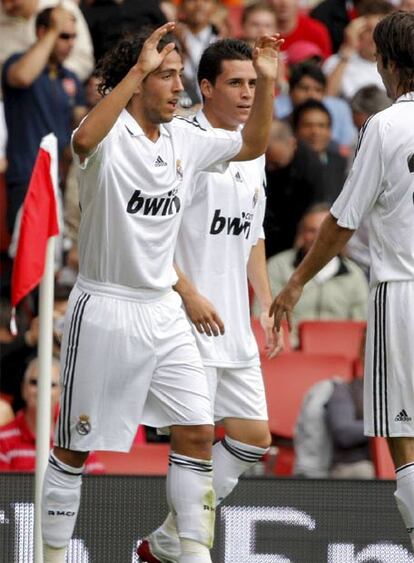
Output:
top-left (251, 160), bottom-right (267, 245)
top-left (330, 115), bottom-right (385, 230)
top-left (177, 119), bottom-right (243, 172)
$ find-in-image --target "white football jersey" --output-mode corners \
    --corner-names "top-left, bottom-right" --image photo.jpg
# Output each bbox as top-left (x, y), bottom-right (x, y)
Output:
top-left (72, 109), bottom-right (242, 294)
top-left (174, 111), bottom-right (266, 367)
top-left (331, 92), bottom-right (414, 286)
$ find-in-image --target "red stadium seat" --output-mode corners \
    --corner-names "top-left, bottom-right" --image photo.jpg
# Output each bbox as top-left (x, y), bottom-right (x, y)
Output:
top-left (263, 352), bottom-right (353, 440)
top-left (298, 320), bottom-right (367, 360)
top-left (262, 352), bottom-right (353, 475)
top-left (95, 444), bottom-right (170, 475)
top-left (251, 318), bottom-right (292, 355)
top-left (371, 437), bottom-right (395, 480)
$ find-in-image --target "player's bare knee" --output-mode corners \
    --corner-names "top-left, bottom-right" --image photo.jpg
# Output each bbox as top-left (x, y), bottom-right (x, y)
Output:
top-left (171, 424), bottom-right (214, 457)
top-left (53, 446), bottom-right (89, 468)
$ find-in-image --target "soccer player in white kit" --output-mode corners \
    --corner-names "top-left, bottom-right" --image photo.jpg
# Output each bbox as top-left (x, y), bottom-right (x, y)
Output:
top-left (40, 23), bottom-right (283, 563)
top-left (137, 38), bottom-right (283, 563)
top-left (271, 10), bottom-right (414, 551)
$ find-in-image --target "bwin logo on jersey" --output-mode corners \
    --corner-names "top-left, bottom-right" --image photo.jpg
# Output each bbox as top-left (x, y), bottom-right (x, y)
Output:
top-left (126, 189), bottom-right (181, 216)
top-left (210, 209), bottom-right (253, 239)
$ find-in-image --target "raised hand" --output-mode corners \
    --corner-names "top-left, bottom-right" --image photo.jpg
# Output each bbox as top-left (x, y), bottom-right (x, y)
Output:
top-left (252, 34), bottom-right (284, 82)
top-left (134, 22), bottom-right (177, 79)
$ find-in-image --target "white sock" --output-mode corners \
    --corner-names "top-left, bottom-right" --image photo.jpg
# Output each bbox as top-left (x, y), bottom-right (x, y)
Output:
top-left (43, 544), bottom-right (67, 563)
top-left (213, 436), bottom-right (268, 504)
top-left (179, 538), bottom-right (211, 563)
top-left (42, 453), bottom-right (84, 549)
top-left (151, 437), bottom-right (268, 556)
top-left (395, 462), bottom-right (414, 549)
top-left (167, 452), bottom-right (215, 549)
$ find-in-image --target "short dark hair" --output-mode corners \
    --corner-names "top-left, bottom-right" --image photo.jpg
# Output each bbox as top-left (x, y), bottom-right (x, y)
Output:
top-left (373, 11), bottom-right (414, 94)
top-left (96, 27), bottom-right (179, 95)
top-left (35, 7), bottom-right (54, 29)
top-left (289, 62), bottom-right (327, 91)
top-left (197, 38), bottom-right (252, 86)
top-left (350, 85), bottom-right (391, 115)
top-left (241, 1), bottom-right (276, 25)
top-left (292, 99), bottom-right (332, 130)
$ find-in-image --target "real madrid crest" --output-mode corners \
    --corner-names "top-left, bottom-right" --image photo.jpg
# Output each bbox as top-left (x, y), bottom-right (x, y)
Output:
top-left (76, 415), bottom-right (91, 435)
top-left (176, 159), bottom-right (183, 180)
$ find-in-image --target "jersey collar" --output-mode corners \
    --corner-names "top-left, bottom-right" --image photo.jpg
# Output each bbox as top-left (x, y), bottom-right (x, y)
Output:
top-left (195, 109), bottom-right (243, 132)
top-left (395, 92), bottom-right (414, 103)
top-left (121, 108), bottom-right (170, 138)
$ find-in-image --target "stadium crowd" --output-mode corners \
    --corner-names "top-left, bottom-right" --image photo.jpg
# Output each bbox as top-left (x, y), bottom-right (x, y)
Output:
top-left (0, 0), bottom-right (409, 480)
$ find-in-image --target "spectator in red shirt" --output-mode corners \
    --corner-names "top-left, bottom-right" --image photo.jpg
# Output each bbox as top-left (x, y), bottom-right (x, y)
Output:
top-left (268, 0), bottom-right (333, 59)
top-left (0, 357), bottom-right (104, 473)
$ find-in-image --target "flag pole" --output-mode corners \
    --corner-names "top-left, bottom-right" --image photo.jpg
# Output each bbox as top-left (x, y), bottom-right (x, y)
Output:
top-left (33, 133), bottom-right (59, 563)
top-left (34, 236), bottom-right (56, 563)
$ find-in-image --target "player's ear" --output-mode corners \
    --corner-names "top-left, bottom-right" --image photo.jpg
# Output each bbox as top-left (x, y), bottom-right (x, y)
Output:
top-left (200, 78), bottom-right (214, 99)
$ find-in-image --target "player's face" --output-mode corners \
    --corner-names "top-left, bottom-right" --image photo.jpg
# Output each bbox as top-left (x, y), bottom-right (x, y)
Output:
top-left (295, 108), bottom-right (331, 154)
top-left (141, 50), bottom-right (184, 124)
top-left (291, 76), bottom-right (325, 107)
top-left (201, 59), bottom-right (257, 130)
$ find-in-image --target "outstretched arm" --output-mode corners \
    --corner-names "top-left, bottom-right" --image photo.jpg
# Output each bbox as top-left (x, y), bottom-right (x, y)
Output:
top-left (73, 22), bottom-right (176, 157)
top-left (270, 213), bottom-right (354, 330)
top-left (248, 240), bottom-right (283, 358)
top-left (234, 35), bottom-right (284, 162)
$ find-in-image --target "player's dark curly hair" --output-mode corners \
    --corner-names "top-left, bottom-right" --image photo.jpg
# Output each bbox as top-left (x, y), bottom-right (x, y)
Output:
top-left (96, 28), bottom-right (179, 96)
top-left (197, 38), bottom-right (253, 86)
top-left (373, 11), bottom-right (414, 93)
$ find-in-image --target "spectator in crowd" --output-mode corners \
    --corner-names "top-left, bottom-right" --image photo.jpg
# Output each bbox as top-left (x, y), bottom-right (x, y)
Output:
top-left (2, 6), bottom-right (87, 231)
top-left (1, 285), bottom-right (71, 411)
top-left (0, 0), bottom-right (94, 84)
top-left (268, 0), bottom-right (333, 59)
top-left (81, 0), bottom-right (167, 64)
top-left (0, 398), bottom-right (14, 426)
top-left (345, 85), bottom-right (392, 277)
top-left (264, 119), bottom-right (327, 258)
top-left (241, 1), bottom-right (277, 46)
top-left (274, 61), bottom-right (356, 151)
top-left (326, 374), bottom-right (375, 479)
top-left (178, 0), bottom-right (220, 105)
top-left (292, 99), bottom-right (347, 202)
top-left (0, 357), bottom-right (104, 473)
top-left (261, 203), bottom-right (368, 345)
top-left (310, 0), bottom-right (363, 53)
top-left (0, 100), bottom-right (6, 173)
top-left (323, 0), bottom-right (394, 99)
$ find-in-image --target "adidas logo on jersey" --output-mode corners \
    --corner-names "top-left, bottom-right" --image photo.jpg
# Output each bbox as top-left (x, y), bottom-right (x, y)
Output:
top-left (126, 189), bottom-right (180, 216)
top-left (154, 155), bottom-right (167, 167)
top-left (395, 409), bottom-right (412, 422)
top-left (234, 171), bottom-right (243, 182)
top-left (209, 209), bottom-right (253, 239)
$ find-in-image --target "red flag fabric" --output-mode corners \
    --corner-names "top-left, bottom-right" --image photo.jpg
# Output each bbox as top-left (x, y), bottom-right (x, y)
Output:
top-left (11, 135), bottom-right (59, 309)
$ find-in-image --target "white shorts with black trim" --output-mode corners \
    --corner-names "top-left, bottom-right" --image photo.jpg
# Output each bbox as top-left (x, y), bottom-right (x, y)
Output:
top-left (55, 279), bottom-right (213, 453)
top-left (364, 280), bottom-right (414, 437)
top-left (204, 364), bottom-right (268, 422)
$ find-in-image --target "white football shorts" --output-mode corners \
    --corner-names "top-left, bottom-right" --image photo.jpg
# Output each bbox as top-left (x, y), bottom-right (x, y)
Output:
top-left (55, 278), bottom-right (213, 452)
top-left (204, 364), bottom-right (268, 421)
top-left (364, 280), bottom-right (414, 437)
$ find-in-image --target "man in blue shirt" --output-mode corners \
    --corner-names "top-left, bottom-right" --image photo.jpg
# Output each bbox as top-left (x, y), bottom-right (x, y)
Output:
top-left (2, 6), bottom-right (86, 231)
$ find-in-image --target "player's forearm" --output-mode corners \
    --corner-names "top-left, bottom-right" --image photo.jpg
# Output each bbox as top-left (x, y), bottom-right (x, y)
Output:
top-left (291, 213), bottom-right (354, 288)
top-left (173, 264), bottom-right (198, 301)
top-left (72, 68), bottom-right (145, 157)
top-left (247, 239), bottom-right (272, 312)
top-left (235, 76), bottom-right (276, 161)
top-left (7, 29), bottom-right (58, 88)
